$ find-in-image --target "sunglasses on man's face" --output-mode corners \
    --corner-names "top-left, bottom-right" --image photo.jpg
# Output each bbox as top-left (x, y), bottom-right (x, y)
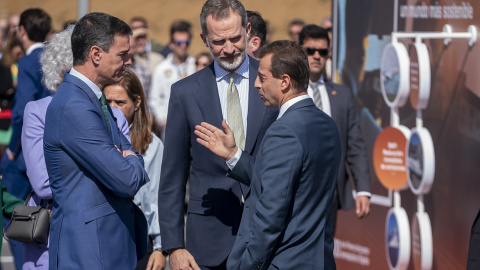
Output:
top-left (175, 40), bottom-right (190, 46)
top-left (304, 47), bottom-right (329, 57)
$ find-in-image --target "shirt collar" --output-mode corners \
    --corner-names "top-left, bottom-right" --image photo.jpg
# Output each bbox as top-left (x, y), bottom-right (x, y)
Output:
top-left (277, 94), bottom-right (310, 119)
top-left (310, 75), bottom-right (325, 85)
top-left (214, 54), bottom-right (249, 81)
top-left (26, 43), bottom-right (44, 55)
top-left (69, 68), bottom-right (103, 99)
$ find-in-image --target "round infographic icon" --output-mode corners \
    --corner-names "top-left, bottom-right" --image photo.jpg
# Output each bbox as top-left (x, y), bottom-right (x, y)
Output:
top-left (380, 42), bottom-right (410, 108)
top-left (411, 212), bottom-right (433, 270)
top-left (373, 126), bottom-right (411, 190)
top-left (386, 207), bottom-right (411, 270)
top-left (408, 42), bottom-right (431, 110)
top-left (407, 127), bottom-right (435, 195)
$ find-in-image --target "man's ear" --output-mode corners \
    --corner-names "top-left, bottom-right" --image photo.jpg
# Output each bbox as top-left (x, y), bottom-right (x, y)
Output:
top-left (249, 37), bottom-right (261, 53)
top-left (280, 74), bottom-right (291, 92)
top-left (200, 32), bottom-right (208, 48)
top-left (91, 45), bottom-right (102, 65)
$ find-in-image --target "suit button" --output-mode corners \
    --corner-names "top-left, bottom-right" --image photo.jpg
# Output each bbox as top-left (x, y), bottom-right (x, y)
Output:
top-left (130, 208), bottom-right (133, 213)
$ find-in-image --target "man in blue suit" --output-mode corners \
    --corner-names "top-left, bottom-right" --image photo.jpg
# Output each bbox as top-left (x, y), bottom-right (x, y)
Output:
top-left (43, 13), bottom-right (149, 269)
top-left (1, 8), bottom-right (51, 269)
top-left (158, 1), bottom-right (277, 269)
top-left (195, 40), bottom-right (341, 270)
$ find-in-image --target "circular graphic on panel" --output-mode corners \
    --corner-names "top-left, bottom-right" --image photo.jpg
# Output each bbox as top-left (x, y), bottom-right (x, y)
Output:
top-left (373, 126), bottom-right (411, 190)
top-left (408, 43), bottom-right (431, 110)
top-left (386, 207), bottom-right (411, 270)
top-left (411, 212), bottom-right (433, 270)
top-left (380, 42), bottom-right (410, 108)
top-left (407, 127), bottom-right (435, 195)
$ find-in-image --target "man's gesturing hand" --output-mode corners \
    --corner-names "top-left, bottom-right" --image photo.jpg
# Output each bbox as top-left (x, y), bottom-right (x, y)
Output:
top-left (195, 120), bottom-right (238, 160)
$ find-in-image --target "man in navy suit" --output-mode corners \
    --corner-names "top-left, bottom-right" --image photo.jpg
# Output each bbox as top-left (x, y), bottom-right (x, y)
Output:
top-left (158, 1), bottom-right (277, 269)
top-left (195, 40), bottom-right (341, 270)
top-left (299, 25), bottom-right (371, 234)
top-left (43, 13), bottom-right (149, 269)
top-left (1, 8), bottom-right (51, 269)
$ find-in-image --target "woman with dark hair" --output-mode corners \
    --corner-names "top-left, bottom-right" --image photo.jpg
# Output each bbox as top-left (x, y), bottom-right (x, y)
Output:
top-left (104, 69), bottom-right (166, 270)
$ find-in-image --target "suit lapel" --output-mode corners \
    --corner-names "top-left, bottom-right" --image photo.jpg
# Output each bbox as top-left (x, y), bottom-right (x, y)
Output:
top-left (63, 73), bottom-right (117, 144)
top-left (194, 65), bottom-right (224, 127)
top-left (325, 81), bottom-right (339, 122)
top-left (244, 58), bottom-right (265, 154)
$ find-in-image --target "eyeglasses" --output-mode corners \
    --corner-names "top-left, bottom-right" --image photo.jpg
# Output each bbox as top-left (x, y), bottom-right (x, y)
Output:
top-left (175, 40), bottom-right (190, 46)
top-left (304, 47), bottom-right (329, 57)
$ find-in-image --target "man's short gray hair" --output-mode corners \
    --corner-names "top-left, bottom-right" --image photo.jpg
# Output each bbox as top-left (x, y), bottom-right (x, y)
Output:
top-left (200, 0), bottom-right (247, 36)
top-left (40, 25), bottom-right (75, 92)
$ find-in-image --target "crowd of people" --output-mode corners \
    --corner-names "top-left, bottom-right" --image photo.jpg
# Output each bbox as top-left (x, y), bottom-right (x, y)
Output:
top-left (0, 1), bottom-right (371, 269)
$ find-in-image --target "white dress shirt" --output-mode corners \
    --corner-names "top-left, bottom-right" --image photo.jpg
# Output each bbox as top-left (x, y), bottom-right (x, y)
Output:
top-left (307, 77), bottom-right (331, 117)
top-left (215, 56), bottom-right (250, 137)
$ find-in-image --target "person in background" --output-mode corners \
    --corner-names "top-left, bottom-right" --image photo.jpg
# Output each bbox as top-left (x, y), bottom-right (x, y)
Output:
top-left (129, 17), bottom-right (164, 79)
top-left (299, 24), bottom-right (371, 234)
top-left (21, 25), bottom-right (130, 270)
top-left (1, 9), bottom-right (51, 269)
top-left (245, 10), bottom-right (266, 60)
top-left (130, 16), bottom-right (164, 54)
top-left (104, 69), bottom-right (166, 270)
top-left (149, 20), bottom-right (196, 140)
top-left (194, 52), bottom-right (212, 72)
top-left (288, 18), bottom-right (305, 42)
top-left (0, 34), bottom-right (24, 157)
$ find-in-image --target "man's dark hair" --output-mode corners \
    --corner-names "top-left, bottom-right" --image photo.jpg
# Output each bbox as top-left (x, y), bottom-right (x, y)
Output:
top-left (200, 0), bottom-right (247, 36)
top-left (288, 19), bottom-right (305, 28)
top-left (72, 12), bottom-right (132, 66)
top-left (299, 24), bottom-right (330, 47)
top-left (259, 40), bottom-right (310, 93)
top-left (246, 11), bottom-right (266, 46)
top-left (170, 20), bottom-right (192, 42)
top-left (19, 8), bottom-right (52, 43)
top-left (130, 16), bottom-right (148, 29)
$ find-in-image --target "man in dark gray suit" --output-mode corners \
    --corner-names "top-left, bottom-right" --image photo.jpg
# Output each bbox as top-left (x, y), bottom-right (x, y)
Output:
top-left (299, 24), bottom-right (371, 234)
top-left (158, 1), bottom-right (277, 269)
top-left (195, 40), bottom-right (340, 269)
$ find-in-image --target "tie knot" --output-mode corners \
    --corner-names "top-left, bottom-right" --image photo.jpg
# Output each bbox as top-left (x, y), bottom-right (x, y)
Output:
top-left (228, 73), bottom-right (237, 84)
top-left (100, 93), bottom-right (107, 106)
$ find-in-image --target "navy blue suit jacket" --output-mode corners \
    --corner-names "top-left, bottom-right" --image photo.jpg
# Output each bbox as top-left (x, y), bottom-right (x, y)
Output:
top-left (227, 98), bottom-right (341, 270)
top-left (158, 57), bottom-right (278, 266)
top-left (44, 73), bottom-right (149, 269)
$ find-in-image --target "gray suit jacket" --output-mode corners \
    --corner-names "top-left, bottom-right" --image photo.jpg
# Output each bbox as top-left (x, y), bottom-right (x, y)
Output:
top-left (227, 98), bottom-right (340, 270)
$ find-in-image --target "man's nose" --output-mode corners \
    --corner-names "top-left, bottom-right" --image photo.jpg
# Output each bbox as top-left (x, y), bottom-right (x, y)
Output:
top-left (224, 41), bottom-right (235, 55)
top-left (124, 56), bottom-right (132, 66)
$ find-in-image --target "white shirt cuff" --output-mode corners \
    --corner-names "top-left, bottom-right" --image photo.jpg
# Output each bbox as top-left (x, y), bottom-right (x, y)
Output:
top-left (226, 148), bottom-right (242, 169)
top-left (356, 191), bottom-right (371, 198)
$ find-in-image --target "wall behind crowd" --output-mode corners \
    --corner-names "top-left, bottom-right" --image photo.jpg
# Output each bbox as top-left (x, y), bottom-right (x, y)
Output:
top-left (0, 0), bottom-right (331, 55)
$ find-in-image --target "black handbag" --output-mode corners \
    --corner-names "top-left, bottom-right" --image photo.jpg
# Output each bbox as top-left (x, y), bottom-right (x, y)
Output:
top-left (3, 191), bottom-right (51, 244)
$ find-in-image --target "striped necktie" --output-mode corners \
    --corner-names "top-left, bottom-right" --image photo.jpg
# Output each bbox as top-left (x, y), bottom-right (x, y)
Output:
top-left (227, 73), bottom-right (245, 150)
top-left (310, 82), bottom-right (324, 111)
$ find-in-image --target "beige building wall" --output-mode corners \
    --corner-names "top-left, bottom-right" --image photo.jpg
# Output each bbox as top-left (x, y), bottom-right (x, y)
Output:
top-left (0, 0), bottom-right (331, 55)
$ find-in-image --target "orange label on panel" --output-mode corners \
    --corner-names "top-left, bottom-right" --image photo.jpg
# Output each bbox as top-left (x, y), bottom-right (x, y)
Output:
top-left (373, 126), bottom-right (408, 190)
